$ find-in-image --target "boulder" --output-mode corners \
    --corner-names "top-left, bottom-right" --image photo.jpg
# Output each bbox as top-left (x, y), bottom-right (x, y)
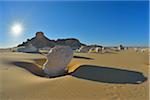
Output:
top-left (43, 46), bottom-right (73, 77)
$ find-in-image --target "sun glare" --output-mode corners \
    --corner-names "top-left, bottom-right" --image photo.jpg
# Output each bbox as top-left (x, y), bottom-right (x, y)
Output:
top-left (11, 24), bottom-right (23, 36)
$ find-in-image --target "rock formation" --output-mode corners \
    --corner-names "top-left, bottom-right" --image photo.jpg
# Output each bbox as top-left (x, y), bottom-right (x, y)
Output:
top-left (18, 32), bottom-right (85, 50)
top-left (77, 46), bottom-right (91, 53)
top-left (88, 47), bottom-right (102, 53)
top-left (43, 46), bottom-right (73, 77)
top-left (77, 45), bottom-right (103, 53)
top-left (17, 44), bottom-right (38, 53)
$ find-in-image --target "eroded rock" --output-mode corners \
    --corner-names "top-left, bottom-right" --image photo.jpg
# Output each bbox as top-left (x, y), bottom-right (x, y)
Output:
top-left (43, 46), bottom-right (73, 77)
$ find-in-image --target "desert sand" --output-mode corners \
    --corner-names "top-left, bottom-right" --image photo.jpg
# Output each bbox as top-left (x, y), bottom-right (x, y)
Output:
top-left (0, 49), bottom-right (149, 100)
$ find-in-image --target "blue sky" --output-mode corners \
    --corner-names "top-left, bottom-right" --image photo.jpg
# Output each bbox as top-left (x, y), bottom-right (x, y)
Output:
top-left (0, 1), bottom-right (149, 48)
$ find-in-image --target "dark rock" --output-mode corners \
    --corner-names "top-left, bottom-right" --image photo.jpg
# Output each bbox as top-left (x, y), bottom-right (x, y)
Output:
top-left (17, 32), bottom-right (85, 50)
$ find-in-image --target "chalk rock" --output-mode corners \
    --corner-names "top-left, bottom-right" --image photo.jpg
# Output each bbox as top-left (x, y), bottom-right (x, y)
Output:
top-left (78, 46), bottom-right (91, 53)
top-left (17, 44), bottom-right (38, 53)
top-left (43, 46), bottom-right (73, 77)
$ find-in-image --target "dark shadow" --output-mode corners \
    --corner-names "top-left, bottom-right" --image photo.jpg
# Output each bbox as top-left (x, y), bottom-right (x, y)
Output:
top-left (12, 61), bottom-right (69, 78)
top-left (12, 62), bottom-right (46, 77)
top-left (73, 56), bottom-right (94, 60)
top-left (12, 61), bottom-right (147, 84)
top-left (18, 51), bottom-right (41, 54)
top-left (71, 65), bottom-right (147, 84)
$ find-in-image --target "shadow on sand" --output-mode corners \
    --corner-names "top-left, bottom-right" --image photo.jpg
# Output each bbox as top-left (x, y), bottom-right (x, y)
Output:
top-left (12, 62), bottom-right (46, 77)
top-left (104, 51), bottom-right (118, 54)
top-left (71, 65), bottom-right (147, 84)
top-left (73, 56), bottom-right (94, 60)
top-left (12, 61), bottom-right (68, 78)
top-left (12, 61), bottom-right (147, 84)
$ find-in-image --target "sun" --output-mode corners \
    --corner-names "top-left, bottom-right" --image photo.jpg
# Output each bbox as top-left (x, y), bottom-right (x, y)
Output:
top-left (11, 23), bottom-right (23, 36)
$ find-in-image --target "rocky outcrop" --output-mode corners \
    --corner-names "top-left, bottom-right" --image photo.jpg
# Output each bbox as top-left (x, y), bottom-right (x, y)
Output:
top-left (56, 38), bottom-right (83, 50)
top-left (43, 46), bottom-right (73, 77)
top-left (18, 32), bottom-right (85, 50)
top-left (18, 32), bottom-right (56, 49)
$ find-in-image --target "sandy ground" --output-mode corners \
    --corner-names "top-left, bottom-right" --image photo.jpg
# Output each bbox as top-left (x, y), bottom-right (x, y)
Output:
top-left (0, 49), bottom-right (149, 100)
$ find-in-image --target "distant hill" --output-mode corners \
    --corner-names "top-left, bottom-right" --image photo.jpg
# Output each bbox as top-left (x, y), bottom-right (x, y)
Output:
top-left (17, 32), bottom-right (86, 50)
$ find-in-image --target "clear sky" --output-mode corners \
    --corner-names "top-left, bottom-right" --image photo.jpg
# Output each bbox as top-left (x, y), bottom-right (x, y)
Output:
top-left (0, 1), bottom-right (149, 48)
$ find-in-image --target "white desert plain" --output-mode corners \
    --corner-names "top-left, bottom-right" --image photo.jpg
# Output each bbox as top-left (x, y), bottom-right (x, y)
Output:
top-left (0, 1), bottom-right (149, 100)
top-left (0, 48), bottom-right (149, 100)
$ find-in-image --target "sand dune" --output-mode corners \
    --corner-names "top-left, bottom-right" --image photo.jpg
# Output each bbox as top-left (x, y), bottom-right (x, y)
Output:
top-left (0, 49), bottom-right (149, 100)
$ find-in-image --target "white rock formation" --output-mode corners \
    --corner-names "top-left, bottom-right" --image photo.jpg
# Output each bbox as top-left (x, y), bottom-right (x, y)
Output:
top-left (88, 47), bottom-right (101, 53)
top-left (43, 46), bottom-right (73, 77)
top-left (124, 47), bottom-right (127, 50)
top-left (134, 48), bottom-right (138, 52)
top-left (88, 47), bottom-right (95, 53)
top-left (101, 47), bottom-right (105, 53)
top-left (78, 46), bottom-right (91, 53)
top-left (117, 46), bottom-right (121, 51)
top-left (95, 47), bottom-right (102, 52)
top-left (17, 44), bottom-right (38, 53)
top-left (140, 49), bottom-right (146, 53)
